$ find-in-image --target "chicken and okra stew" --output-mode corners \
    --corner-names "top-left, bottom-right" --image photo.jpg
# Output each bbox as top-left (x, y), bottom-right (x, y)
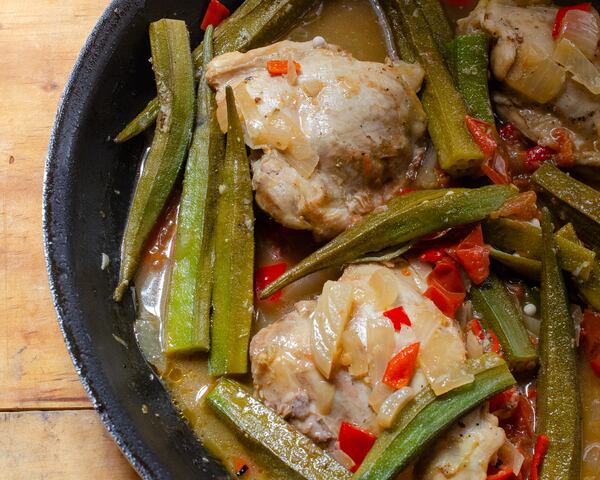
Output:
top-left (111, 0), bottom-right (600, 478)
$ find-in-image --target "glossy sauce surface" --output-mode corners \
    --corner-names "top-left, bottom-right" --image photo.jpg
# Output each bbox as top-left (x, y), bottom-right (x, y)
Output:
top-left (131, 1), bottom-right (600, 478)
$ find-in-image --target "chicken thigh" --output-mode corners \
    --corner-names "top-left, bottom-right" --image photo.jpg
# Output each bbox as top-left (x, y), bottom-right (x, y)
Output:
top-left (459, 0), bottom-right (600, 166)
top-left (206, 39), bottom-right (427, 239)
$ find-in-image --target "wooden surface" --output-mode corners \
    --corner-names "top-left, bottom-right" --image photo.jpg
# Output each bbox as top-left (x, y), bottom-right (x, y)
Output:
top-left (0, 1), bottom-right (138, 478)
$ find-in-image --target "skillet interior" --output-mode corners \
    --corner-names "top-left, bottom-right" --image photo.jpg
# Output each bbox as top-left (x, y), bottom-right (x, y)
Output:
top-left (43, 0), bottom-right (229, 478)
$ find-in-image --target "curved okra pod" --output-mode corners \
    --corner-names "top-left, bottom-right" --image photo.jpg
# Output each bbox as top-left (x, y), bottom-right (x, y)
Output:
top-left (163, 26), bottom-right (225, 354)
top-left (209, 86), bottom-right (255, 376)
top-left (471, 274), bottom-right (538, 373)
top-left (536, 208), bottom-right (581, 480)
top-left (260, 185), bottom-right (517, 299)
top-left (356, 354), bottom-right (515, 480)
top-left (207, 378), bottom-right (352, 480)
top-left (114, 0), bottom-right (317, 143)
top-left (114, 19), bottom-right (195, 301)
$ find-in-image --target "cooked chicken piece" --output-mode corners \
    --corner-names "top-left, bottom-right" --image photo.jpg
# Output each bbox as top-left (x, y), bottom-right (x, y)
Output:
top-left (459, 0), bottom-right (600, 166)
top-left (206, 39), bottom-right (427, 239)
top-left (416, 405), bottom-right (506, 480)
top-left (250, 262), bottom-right (472, 458)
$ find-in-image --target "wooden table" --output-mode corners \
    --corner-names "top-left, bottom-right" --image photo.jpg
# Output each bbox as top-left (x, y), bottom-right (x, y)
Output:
top-left (0, 1), bottom-right (138, 478)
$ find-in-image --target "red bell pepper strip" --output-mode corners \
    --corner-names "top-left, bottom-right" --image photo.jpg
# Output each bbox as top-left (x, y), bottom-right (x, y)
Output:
top-left (471, 319), bottom-right (485, 340)
top-left (487, 329), bottom-right (501, 354)
top-left (425, 257), bottom-right (466, 317)
top-left (530, 434), bottom-right (549, 480)
top-left (452, 224), bottom-right (490, 284)
top-left (382, 342), bottom-right (420, 390)
top-left (419, 247), bottom-right (446, 264)
top-left (383, 306), bottom-right (411, 331)
top-left (466, 116), bottom-right (497, 158)
top-left (201, 0), bottom-right (230, 31)
top-left (255, 262), bottom-right (287, 302)
top-left (487, 465), bottom-right (515, 480)
top-left (552, 2), bottom-right (592, 38)
top-left (338, 422), bottom-right (377, 472)
top-left (266, 60), bottom-right (301, 76)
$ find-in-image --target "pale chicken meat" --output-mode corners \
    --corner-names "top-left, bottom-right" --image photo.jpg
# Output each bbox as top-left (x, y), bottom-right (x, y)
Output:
top-left (459, 0), bottom-right (600, 166)
top-left (416, 405), bottom-right (506, 480)
top-left (206, 40), bottom-right (427, 239)
top-left (250, 262), bottom-right (475, 462)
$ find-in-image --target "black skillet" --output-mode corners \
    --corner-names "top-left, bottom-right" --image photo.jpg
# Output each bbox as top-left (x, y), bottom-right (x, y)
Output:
top-left (43, 0), bottom-right (597, 478)
top-left (42, 0), bottom-right (249, 478)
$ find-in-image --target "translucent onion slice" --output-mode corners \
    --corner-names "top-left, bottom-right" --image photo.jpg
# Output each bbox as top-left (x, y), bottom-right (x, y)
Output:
top-left (310, 281), bottom-right (354, 379)
top-left (367, 315), bottom-right (396, 411)
top-left (377, 386), bottom-right (415, 429)
top-left (559, 10), bottom-right (600, 60)
top-left (498, 440), bottom-right (525, 476)
top-left (368, 267), bottom-right (399, 311)
top-left (553, 38), bottom-right (600, 95)
top-left (506, 44), bottom-right (566, 103)
top-left (341, 329), bottom-right (369, 378)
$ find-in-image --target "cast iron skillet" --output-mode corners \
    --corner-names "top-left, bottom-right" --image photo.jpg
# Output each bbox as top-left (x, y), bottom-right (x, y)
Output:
top-left (43, 0), bottom-right (233, 478)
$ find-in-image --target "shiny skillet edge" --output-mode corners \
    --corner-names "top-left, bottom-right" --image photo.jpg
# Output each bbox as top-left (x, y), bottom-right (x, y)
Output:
top-left (42, 0), bottom-right (227, 478)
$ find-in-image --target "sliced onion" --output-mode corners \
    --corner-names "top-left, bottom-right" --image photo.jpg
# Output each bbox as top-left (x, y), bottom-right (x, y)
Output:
top-left (377, 386), bottom-right (415, 429)
top-left (329, 449), bottom-right (355, 471)
top-left (559, 10), bottom-right (600, 60)
top-left (341, 329), bottom-right (369, 378)
top-left (311, 281), bottom-right (355, 379)
top-left (367, 315), bottom-right (396, 411)
top-left (368, 267), bottom-right (399, 311)
top-left (300, 369), bottom-right (336, 415)
top-left (553, 38), bottom-right (600, 95)
top-left (498, 440), bottom-right (525, 476)
top-left (506, 44), bottom-right (566, 103)
top-left (466, 330), bottom-right (484, 359)
top-left (287, 55), bottom-right (298, 86)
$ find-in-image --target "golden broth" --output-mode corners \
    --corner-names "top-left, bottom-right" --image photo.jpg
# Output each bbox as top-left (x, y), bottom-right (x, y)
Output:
top-left (130, 1), bottom-right (600, 478)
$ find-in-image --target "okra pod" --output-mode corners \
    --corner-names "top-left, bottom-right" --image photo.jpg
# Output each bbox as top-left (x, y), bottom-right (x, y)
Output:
top-left (537, 208), bottom-right (581, 480)
top-left (533, 163), bottom-right (600, 250)
top-left (484, 218), bottom-right (596, 281)
top-left (115, 0), bottom-right (316, 143)
top-left (393, 0), bottom-right (483, 175)
top-left (163, 27), bottom-right (224, 354)
top-left (260, 185), bottom-right (517, 298)
top-left (471, 275), bottom-right (538, 373)
top-left (489, 247), bottom-right (542, 280)
top-left (356, 353), bottom-right (515, 480)
top-left (114, 19), bottom-right (195, 301)
top-left (415, 0), bottom-right (453, 60)
top-left (448, 34), bottom-right (494, 123)
top-left (207, 378), bottom-right (351, 480)
top-left (209, 87), bottom-right (255, 376)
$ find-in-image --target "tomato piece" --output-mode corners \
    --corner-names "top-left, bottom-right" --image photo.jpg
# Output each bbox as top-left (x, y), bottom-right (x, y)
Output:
top-left (487, 465), bottom-right (515, 480)
top-left (581, 309), bottom-right (600, 356)
top-left (471, 319), bottom-right (485, 340)
top-left (466, 115), bottom-right (497, 158)
top-left (382, 343), bottom-right (420, 390)
top-left (266, 59), bottom-right (302, 76)
top-left (530, 434), bottom-right (549, 480)
top-left (525, 145), bottom-right (555, 172)
top-left (425, 257), bottom-right (466, 317)
top-left (201, 0), bottom-right (230, 30)
top-left (452, 224), bottom-right (490, 284)
top-left (489, 386), bottom-right (518, 413)
top-left (490, 191), bottom-right (539, 221)
top-left (255, 262), bottom-right (287, 301)
top-left (338, 422), bottom-right (377, 472)
top-left (418, 247), bottom-right (447, 264)
top-left (552, 2), bottom-right (592, 38)
top-left (383, 306), bottom-right (411, 331)
top-left (499, 123), bottom-right (522, 143)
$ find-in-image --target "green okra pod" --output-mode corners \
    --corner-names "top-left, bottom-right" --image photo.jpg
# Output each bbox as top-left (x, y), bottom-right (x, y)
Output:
top-left (536, 208), bottom-right (581, 480)
top-left (484, 218), bottom-right (596, 281)
top-left (260, 185), bottom-right (517, 299)
top-left (114, 19), bottom-right (195, 301)
top-left (163, 26), bottom-right (224, 354)
top-left (448, 34), bottom-right (494, 123)
top-left (355, 354), bottom-right (515, 480)
top-left (115, 0), bottom-right (316, 143)
top-left (209, 86), bottom-right (255, 376)
top-left (471, 274), bottom-right (538, 373)
top-left (415, 0), bottom-right (453, 60)
top-left (489, 247), bottom-right (542, 281)
top-left (207, 378), bottom-right (351, 480)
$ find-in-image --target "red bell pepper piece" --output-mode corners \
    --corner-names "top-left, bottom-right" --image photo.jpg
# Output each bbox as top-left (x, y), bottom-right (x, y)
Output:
top-left (419, 247), bottom-right (446, 264)
top-left (489, 386), bottom-right (518, 413)
top-left (471, 319), bottom-right (486, 340)
top-left (338, 422), bottom-right (377, 472)
top-left (201, 0), bottom-right (230, 31)
top-left (424, 257), bottom-right (466, 317)
top-left (255, 262), bottom-right (287, 302)
top-left (382, 342), bottom-right (420, 390)
top-left (487, 465), bottom-right (515, 480)
top-left (525, 145), bottom-right (554, 172)
top-left (530, 434), bottom-right (549, 480)
top-left (552, 2), bottom-right (592, 38)
top-left (466, 115), bottom-right (497, 158)
top-left (488, 329), bottom-right (501, 354)
top-left (266, 60), bottom-right (301, 76)
top-left (452, 224), bottom-right (490, 284)
top-left (383, 306), bottom-right (411, 331)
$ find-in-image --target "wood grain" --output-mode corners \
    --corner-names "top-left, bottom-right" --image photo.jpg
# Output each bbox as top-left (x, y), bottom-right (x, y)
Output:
top-left (0, 1), bottom-right (110, 410)
top-left (0, 0), bottom-right (138, 478)
top-left (0, 410), bottom-right (138, 479)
